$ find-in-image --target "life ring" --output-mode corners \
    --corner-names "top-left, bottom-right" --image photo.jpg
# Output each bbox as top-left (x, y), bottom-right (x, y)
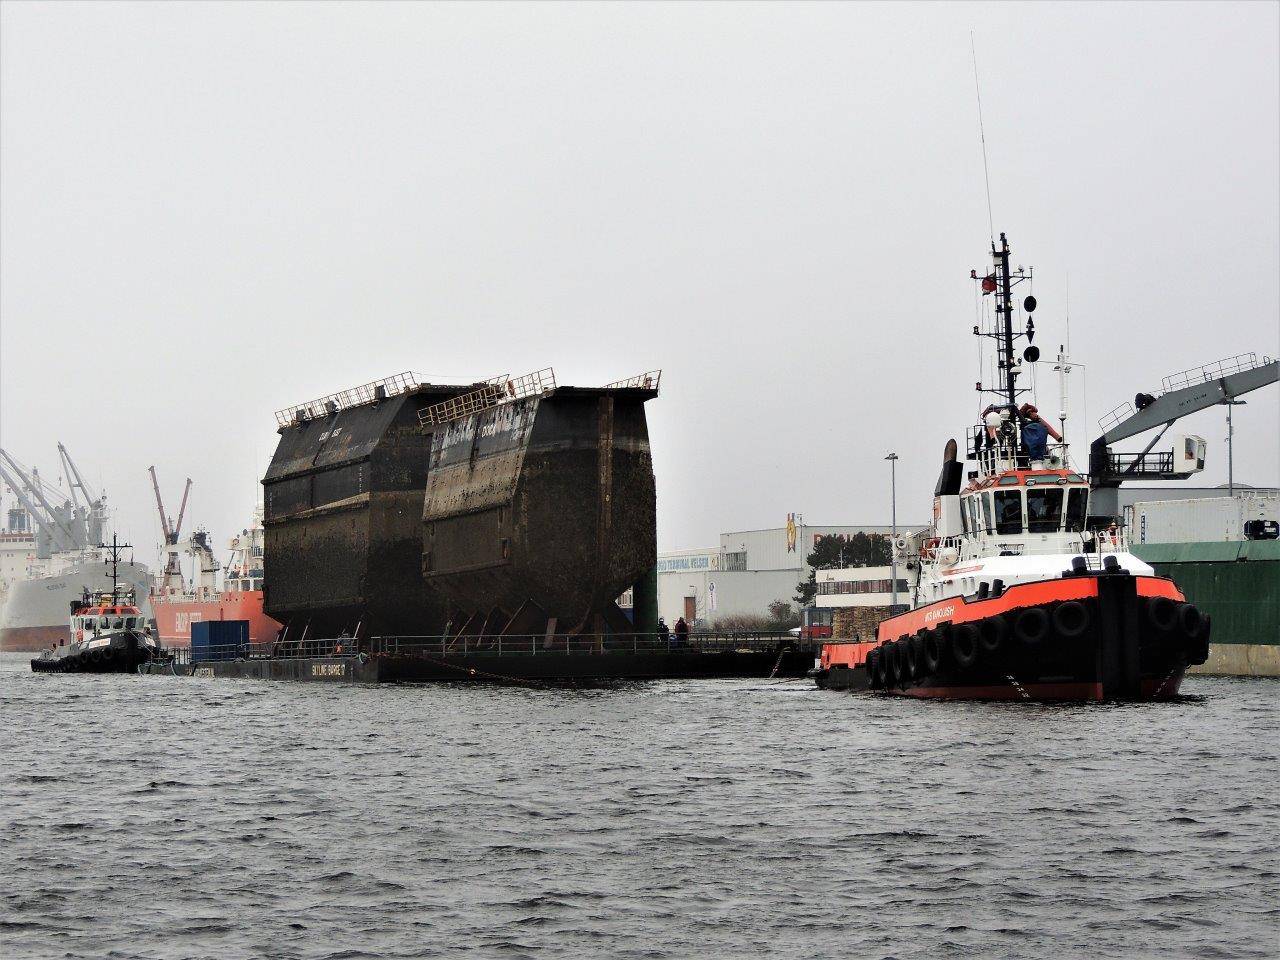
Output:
top-left (951, 624), bottom-right (979, 668)
top-left (919, 630), bottom-right (941, 674)
top-left (1176, 603), bottom-right (1202, 639)
top-left (1146, 596), bottom-right (1177, 633)
top-left (1014, 607), bottom-right (1051, 645)
top-left (979, 615), bottom-right (1008, 653)
top-left (1052, 601), bottom-right (1090, 639)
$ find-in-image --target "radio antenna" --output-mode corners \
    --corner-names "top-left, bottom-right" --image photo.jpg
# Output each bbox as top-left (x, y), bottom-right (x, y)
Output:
top-left (971, 32), bottom-right (995, 242)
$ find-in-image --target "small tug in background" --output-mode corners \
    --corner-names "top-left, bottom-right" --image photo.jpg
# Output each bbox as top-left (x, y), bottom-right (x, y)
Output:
top-left (31, 536), bottom-right (163, 674)
top-left (817, 232), bottom-right (1216, 701)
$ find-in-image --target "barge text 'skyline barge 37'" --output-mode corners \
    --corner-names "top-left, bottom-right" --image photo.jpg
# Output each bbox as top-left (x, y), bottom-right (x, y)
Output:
top-left (815, 233), bottom-right (1210, 701)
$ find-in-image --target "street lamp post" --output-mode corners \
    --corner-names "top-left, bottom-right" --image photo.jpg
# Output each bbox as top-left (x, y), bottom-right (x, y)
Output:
top-left (1223, 400), bottom-right (1246, 496)
top-left (885, 453), bottom-right (899, 610)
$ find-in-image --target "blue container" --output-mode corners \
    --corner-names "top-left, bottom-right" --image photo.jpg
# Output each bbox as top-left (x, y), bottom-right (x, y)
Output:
top-left (191, 620), bottom-right (250, 662)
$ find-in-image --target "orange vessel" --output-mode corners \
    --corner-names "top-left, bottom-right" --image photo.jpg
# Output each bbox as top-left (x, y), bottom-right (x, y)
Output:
top-left (150, 510), bottom-right (280, 649)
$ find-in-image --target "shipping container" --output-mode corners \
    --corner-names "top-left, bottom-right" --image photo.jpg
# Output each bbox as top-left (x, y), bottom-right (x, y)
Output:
top-left (191, 619), bottom-right (250, 662)
top-left (1125, 495), bottom-right (1279, 545)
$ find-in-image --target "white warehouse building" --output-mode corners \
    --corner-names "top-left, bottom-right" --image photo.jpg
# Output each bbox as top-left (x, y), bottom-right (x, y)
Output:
top-left (657, 522), bottom-right (924, 626)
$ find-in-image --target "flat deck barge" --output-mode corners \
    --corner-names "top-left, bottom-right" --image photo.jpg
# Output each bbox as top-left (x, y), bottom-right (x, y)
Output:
top-left (149, 633), bottom-right (818, 684)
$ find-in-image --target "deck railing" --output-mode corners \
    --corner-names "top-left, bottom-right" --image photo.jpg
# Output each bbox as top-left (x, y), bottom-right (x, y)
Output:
top-left (274, 371), bottom-right (426, 427)
top-left (179, 631), bottom-right (805, 663)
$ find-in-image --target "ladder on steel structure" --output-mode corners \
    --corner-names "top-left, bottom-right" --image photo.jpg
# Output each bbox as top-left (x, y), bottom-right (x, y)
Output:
top-left (418, 368), bottom-right (557, 427)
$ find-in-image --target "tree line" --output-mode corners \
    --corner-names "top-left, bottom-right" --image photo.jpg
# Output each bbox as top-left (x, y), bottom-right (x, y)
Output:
top-left (794, 532), bottom-right (892, 605)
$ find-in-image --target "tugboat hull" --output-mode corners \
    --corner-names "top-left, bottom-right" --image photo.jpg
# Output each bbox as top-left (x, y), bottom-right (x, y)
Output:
top-left (821, 574), bottom-right (1209, 701)
top-left (31, 635), bottom-right (159, 675)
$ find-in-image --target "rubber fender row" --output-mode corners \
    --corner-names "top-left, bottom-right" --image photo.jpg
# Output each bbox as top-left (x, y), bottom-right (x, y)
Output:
top-left (1145, 595), bottom-right (1210, 665)
top-left (866, 601), bottom-right (1095, 690)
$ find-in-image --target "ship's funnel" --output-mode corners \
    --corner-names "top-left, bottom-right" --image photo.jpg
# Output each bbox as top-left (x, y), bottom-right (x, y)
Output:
top-left (934, 439), bottom-right (963, 497)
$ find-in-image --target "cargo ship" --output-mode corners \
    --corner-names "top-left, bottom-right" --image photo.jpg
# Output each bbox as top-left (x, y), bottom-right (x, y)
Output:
top-left (150, 509), bottom-right (281, 649)
top-left (816, 233), bottom-right (1214, 701)
top-left (0, 445), bottom-right (154, 652)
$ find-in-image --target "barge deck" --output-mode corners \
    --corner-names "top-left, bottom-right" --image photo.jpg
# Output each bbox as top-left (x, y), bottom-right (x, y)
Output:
top-left (146, 633), bottom-right (819, 684)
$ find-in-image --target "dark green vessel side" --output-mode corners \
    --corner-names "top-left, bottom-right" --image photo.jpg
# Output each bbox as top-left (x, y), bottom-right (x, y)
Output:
top-left (1132, 540), bottom-right (1280, 677)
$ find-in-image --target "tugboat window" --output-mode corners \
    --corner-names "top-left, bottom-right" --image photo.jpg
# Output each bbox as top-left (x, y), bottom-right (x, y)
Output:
top-left (1026, 488), bottom-right (1064, 533)
top-left (994, 490), bottom-right (1023, 534)
top-left (982, 493), bottom-right (995, 533)
top-left (1065, 487), bottom-right (1088, 532)
top-left (112, 617), bottom-right (124, 629)
top-left (968, 497), bottom-right (981, 535)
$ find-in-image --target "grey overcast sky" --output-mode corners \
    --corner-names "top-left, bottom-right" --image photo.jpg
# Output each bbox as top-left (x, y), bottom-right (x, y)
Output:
top-left (1, 1), bottom-right (1277, 562)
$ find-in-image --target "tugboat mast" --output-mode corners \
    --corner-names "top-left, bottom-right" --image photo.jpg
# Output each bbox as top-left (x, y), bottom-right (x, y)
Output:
top-left (99, 533), bottom-right (132, 601)
top-left (994, 232), bottom-right (1018, 409)
top-left (976, 230), bottom-right (1034, 412)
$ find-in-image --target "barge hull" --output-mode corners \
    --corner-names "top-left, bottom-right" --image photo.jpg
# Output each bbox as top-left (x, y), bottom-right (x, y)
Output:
top-left (187, 648), bottom-right (817, 683)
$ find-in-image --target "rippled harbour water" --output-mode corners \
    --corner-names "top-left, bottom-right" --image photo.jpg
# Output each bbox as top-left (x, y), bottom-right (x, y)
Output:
top-left (1, 653), bottom-right (1277, 959)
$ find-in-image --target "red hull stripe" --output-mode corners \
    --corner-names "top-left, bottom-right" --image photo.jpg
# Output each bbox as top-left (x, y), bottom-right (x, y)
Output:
top-left (873, 574), bottom-right (1185, 644)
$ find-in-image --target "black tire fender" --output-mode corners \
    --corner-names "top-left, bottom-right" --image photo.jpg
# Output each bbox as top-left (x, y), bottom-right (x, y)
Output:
top-left (919, 630), bottom-right (942, 674)
top-left (1052, 601), bottom-right (1090, 639)
top-left (978, 615), bottom-right (1007, 653)
top-left (1147, 595), bottom-right (1177, 633)
top-left (1177, 603), bottom-right (1203, 639)
top-left (886, 642), bottom-right (902, 687)
top-left (866, 650), bottom-right (881, 689)
top-left (951, 624), bottom-right (979, 669)
top-left (904, 637), bottom-right (921, 681)
top-left (1014, 607), bottom-right (1051, 645)
top-left (910, 635), bottom-right (926, 675)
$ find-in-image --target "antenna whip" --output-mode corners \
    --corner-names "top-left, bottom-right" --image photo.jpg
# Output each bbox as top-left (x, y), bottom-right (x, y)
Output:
top-left (971, 32), bottom-right (995, 242)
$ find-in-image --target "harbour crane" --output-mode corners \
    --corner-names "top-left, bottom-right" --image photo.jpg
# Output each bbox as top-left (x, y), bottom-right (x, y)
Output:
top-left (0, 449), bottom-right (79, 553)
top-left (149, 466), bottom-right (192, 595)
top-left (57, 442), bottom-right (106, 545)
top-left (1089, 352), bottom-right (1279, 520)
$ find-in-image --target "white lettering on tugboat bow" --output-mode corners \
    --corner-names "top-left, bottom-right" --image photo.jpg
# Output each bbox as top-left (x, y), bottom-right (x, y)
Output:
top-left (312, 663), bottom-right (346, 678)
top-left (924, 606), bottom-right (955, 623)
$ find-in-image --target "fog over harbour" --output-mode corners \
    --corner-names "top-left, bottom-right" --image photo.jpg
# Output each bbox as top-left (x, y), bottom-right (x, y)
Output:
top-left (1, 2), bottom-right (1276, 560)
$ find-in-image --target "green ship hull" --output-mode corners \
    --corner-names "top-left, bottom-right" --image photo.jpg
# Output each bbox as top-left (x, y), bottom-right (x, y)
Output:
top-left (1132, 540), bottom-right (1280, 677)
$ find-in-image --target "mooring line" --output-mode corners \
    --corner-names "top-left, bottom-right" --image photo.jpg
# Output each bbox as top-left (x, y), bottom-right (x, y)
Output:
top-left (402, 651), bottom-right (549, 689)
top-left (767, 646), bottom-right (788, 680)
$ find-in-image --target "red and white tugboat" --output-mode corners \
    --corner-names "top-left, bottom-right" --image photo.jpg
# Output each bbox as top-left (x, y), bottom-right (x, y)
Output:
top-left (31, 536), bottom-right (164, 674)
top-left (817, 233), bottom-right (1210, 700)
